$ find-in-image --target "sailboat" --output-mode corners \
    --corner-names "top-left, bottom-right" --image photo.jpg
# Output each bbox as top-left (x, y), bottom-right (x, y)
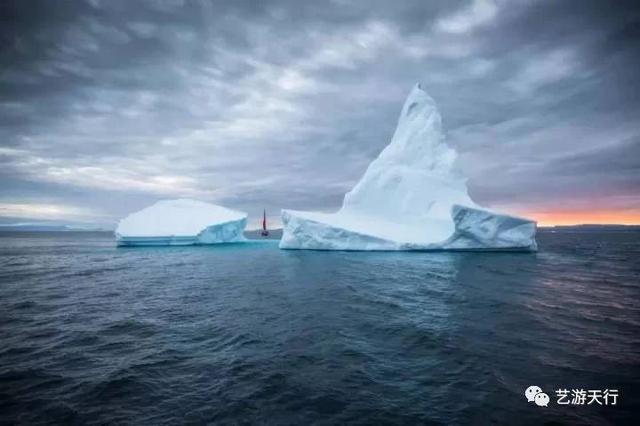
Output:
top-left (261, 209), bottom-right (269, 236)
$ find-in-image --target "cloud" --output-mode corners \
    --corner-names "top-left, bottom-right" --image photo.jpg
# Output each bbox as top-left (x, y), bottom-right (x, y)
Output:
top-left (1, 0), bottom-right (639, 226)
top-left (506, 48), bottom-right (582, 94)
top-left (0, 202), bottom-right (105, 221)
top-left (435, 0), bottom-right (498, 34)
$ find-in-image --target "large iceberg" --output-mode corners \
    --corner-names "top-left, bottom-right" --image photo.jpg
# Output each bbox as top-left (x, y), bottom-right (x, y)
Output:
top-left (280, 84), bottom-right (537, 251)
top-left (116, 199), bottom-right (247, 246)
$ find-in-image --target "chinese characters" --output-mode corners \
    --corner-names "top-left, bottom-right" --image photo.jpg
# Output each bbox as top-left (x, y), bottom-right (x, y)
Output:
top-left (556, 389), bottom-right (618, 405)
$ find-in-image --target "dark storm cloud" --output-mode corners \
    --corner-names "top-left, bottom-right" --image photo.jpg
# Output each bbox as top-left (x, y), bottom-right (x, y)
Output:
top-left (1, 0), bottom-right (639, 226)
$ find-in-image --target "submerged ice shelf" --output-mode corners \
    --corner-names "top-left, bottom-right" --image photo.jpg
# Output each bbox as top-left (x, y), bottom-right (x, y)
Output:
top-left (116, 199), bottom-right (247, 246)
top-left (280, 84), bottom-right (537, 251)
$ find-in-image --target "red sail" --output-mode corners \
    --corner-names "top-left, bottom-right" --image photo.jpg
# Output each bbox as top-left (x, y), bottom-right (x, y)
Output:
top-left (262, 209), bottom-right (267, 231)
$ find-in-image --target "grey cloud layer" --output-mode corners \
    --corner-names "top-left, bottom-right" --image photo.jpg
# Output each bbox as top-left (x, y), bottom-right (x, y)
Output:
top-left (1, 0), bottom-right (639, 226)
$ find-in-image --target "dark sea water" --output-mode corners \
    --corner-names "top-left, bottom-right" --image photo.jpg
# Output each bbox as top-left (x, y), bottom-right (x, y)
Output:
top-left (1, 231), bottom-right (639, 425)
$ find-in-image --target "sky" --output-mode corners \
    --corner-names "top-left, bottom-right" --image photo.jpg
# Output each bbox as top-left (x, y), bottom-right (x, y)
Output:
top-left (1, 0), bottom-right (639, 228)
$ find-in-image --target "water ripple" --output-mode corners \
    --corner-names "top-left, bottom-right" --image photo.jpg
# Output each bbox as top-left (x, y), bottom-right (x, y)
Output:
top-left (0, 231), bottom-right (638, 424)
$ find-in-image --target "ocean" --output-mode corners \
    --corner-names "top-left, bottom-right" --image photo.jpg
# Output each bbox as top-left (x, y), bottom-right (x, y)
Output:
top-left (1, 230), bottom-right (638, 425)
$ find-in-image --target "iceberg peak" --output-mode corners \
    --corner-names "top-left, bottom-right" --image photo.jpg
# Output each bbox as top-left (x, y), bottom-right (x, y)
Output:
top-left (280, 84), bottom-right (537, 251)
top-left (341, 82), bottom-right (476, 233)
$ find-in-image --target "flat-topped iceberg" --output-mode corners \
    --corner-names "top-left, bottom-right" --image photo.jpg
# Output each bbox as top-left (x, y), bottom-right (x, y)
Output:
top-left (116, 199), bottom-right (247, 246)
top-left (280, 84), bottom-right (537, 251)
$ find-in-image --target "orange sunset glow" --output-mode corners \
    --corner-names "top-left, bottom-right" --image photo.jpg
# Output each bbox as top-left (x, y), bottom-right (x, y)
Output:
top-left (520, 209), bottom-right (640, 227)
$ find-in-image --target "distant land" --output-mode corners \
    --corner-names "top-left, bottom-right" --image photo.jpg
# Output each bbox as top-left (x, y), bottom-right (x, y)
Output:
top-left (1, 224), bottom-right (638, 235)
top-left (0, 224), bottom-right (285, 239)
top-left (538, 224), bottom-right (640, 232)
top-left (0, 223), bottom-right (111, 232)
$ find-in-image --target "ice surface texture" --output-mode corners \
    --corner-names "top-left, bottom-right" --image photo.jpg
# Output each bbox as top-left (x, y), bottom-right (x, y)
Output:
top-left (280, 84), bottom-right (537, 251)
top-left (116, 199), bottom-right (247, 246)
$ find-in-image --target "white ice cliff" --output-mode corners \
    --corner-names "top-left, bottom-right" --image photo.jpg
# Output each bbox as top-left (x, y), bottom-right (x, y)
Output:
top-left (279, 84), bottom-right (537, 251)
top-left (116, 199), bottom-right (247, 246)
